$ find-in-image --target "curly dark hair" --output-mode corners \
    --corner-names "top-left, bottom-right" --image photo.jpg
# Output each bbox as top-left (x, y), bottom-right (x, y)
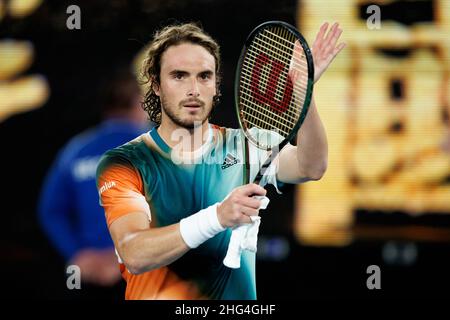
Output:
top-left (141, 22), bottom-right (222, 125)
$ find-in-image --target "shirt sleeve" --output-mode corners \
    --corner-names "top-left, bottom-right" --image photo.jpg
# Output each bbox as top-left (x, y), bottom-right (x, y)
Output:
top-left (96, 154), bottom-right (151, 227)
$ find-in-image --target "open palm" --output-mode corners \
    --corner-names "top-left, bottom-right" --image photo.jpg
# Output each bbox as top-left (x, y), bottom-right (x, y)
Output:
top-left (311, 22), bottom-right (346, 83)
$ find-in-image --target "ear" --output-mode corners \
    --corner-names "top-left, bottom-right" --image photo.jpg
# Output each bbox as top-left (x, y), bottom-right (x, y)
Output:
top-left (152, 78), bottom-right (160, 96)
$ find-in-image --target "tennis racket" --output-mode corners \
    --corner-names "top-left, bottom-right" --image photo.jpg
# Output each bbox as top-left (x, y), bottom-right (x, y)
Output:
top-left (223, 21), bottom-right (314, 268)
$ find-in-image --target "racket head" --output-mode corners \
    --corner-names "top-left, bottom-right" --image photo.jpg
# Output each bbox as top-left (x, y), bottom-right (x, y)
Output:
top-left (235, 21), bottom-right (314, 152)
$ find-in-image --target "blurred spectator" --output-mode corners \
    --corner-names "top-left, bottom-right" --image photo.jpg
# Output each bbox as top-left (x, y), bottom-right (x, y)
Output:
top-left (38, 69), bottom-right (150, 298)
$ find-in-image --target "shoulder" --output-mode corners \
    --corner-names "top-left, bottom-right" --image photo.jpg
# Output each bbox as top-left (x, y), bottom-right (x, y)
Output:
top-left (96, 135), bottom-right (147, 176)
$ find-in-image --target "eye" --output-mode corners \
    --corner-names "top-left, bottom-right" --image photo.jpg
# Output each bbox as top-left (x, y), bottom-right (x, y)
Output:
top-left (174, 72), bottom-right (184, 80)
top-left (200, 72), bottom-right (212, 80)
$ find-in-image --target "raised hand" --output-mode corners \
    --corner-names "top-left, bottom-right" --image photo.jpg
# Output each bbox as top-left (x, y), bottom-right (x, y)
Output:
top-left (311, 22), bottom-right (346, 83)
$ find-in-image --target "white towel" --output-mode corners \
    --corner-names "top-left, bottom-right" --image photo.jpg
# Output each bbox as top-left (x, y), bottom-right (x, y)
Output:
top-left (223, 196), bottom-right (269, 268)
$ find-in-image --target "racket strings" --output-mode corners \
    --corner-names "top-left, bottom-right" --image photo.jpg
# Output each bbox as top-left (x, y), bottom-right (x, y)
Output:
top-left (241, 48), bottom-right (306, 120)
top-left (243, 111), bottom-right (292, 137)
top-left (248, 27), bottom-right (309, 98)
top-left (256, 31), bottom-right (308, 64)
top-left (240, 59), bottom-right (308, 108)
top-left (239, 77), bottom-right (301, 129)
top-left (262, 28), bottom-right (297, 47)
top-left (258, 27), bottom-right (307, 66)
top-left (253, 33), bottom-right (309, 68)
top-left (241, 91), bottom-right (296, 138)
top-left (240, 96), bottom-right (297, 131)
top-left (240, 94), bottom-right (297, 140)
top-left (245, 39), bottom-right (309, 83)
top-left (247, 39), bottom-right (309, 76)
top-left (239, 73), bottom-right (304, 121)
top-left (243, 35), bottom-right (305, 118)
top-left (241, 81), bottom-right (304, 123)
top-left (249, 30), bottom-right (309, 88)
top-left (241, 49), bottom-right (309, 94)
top-left (239, 25), bottom-right (311, 149)
top-left (244, 118), bottom-right (290, 136)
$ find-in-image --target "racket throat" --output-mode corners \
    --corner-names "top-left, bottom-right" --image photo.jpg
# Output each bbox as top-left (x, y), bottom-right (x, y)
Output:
top-left (253, 161), bottom-right (272, 186)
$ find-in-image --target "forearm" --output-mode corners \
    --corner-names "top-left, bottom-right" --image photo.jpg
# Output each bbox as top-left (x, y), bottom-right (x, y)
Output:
top-left (118, 222), bottom-right (189, 274)
top-left (115, 204), bottom-right (225, 275)
top-left (295, 96), bottom-right (328, 179)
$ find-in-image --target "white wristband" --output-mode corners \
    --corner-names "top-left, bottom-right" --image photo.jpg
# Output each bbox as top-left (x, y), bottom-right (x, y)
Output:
top-left (179, 203), bottom-right (226, 249)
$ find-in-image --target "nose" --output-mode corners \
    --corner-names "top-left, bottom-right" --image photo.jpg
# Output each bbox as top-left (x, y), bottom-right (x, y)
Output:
top-left (187, 79), bottom-right (200, 97)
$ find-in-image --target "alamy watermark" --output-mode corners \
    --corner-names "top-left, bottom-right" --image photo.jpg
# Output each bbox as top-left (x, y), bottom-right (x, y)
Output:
top-left (66, 265), bottom-right (81, 290)
top-left (367, 5), bottom-right (381, 30)
top-left (66, 5), bottom-right (81, 30)
top-left (366, 265), bottom-right (381, 290)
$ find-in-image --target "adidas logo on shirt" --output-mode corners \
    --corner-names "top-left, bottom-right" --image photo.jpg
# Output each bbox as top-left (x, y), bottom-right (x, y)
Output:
top-left (221, 153), bottom-right (240, 170)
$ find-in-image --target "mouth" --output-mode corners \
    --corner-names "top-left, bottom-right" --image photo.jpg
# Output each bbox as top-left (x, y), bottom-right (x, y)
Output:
top-left (182, 100), bottom-right (204, 111)
top-left (183, 104), bottom-right (201, 109)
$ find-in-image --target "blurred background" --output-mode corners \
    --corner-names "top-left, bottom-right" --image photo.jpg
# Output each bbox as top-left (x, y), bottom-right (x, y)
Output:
top-left (0, 0), bottom-right (449, 299)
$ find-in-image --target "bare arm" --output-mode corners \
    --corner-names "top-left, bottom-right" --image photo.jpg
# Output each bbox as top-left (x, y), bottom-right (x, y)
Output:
top-left (109, 212), bottom-right (189, 275)
top-left (277, 22), bottom-right (345, 183)
top-left (277, 97), bottom-right (328, 183)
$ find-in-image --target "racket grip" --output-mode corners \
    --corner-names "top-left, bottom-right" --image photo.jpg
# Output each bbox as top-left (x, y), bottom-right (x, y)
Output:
top-left (223, 225), bottom-right (248, 269)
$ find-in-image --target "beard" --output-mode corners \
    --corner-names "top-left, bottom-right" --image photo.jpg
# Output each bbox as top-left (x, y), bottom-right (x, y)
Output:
top-left (160, 95), bottom-right (214, 129)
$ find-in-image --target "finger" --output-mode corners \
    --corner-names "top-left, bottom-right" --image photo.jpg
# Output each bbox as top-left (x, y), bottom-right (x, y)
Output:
top-left (239, 196), bottom-right (263, 210)
top-left (240, 183), bottom-right (266, 197)
top-left (238, 212), bottom-right (258, 225)
top-left (312, 22), bottom-right (329, 49)
top-left (325, 28), bottom-right (343, 54)
top-left (323, 22), bottom-right (339, 43)
top-left (325, 27), bottom-right (342, 50)
top-left (292, 40), bottom-right (303, 64)
top-left (318, 44), bottom-right (345, 77)
top-left (241, 206), bottom-right (259, 216)
top-left (326, 42), bottom-right (346, 64)
top-left (238, 215), bottom-right (254, 224)
top-left (290, 41), bottom-right (302, 73)
top-left (332, 42), bottom-right (346, 56)
top-left (288, 69), bottom-right (300, 83)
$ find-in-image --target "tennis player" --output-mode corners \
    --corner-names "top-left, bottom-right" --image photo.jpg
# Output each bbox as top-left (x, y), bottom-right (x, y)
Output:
top-left (96, 22), bottom-right (344, 299)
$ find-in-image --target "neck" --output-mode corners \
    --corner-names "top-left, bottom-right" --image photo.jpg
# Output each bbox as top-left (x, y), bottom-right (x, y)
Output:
top-left (158, 118), bottom-right (211, 153)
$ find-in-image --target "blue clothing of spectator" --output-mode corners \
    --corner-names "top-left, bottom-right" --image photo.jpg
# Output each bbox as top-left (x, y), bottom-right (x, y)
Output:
top-left (38, 119), bottom-right (148, 261)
